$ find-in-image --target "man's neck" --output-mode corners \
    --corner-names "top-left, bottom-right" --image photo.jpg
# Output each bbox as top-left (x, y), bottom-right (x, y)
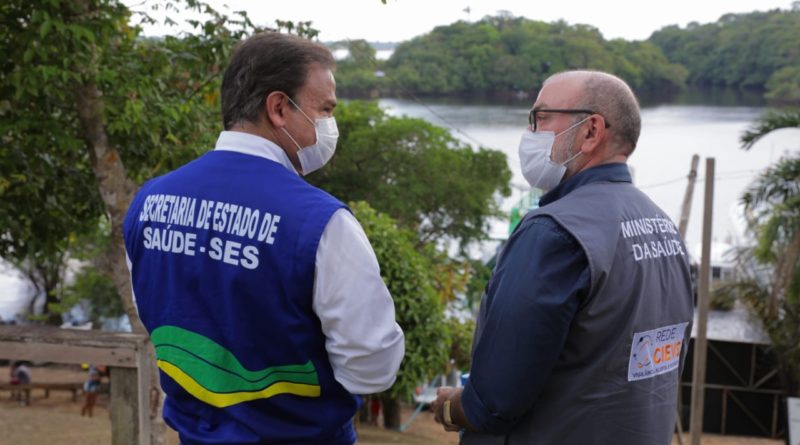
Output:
top-left (228, 121), bottom-right (275, 142)
top-left (227, 121), bottom-right (303, 173)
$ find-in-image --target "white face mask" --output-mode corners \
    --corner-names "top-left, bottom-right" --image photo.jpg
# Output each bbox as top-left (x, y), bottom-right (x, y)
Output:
top-left (518, 117), bottom-right (588, 191)
top-left (281, 96), bottom-right (339, 175)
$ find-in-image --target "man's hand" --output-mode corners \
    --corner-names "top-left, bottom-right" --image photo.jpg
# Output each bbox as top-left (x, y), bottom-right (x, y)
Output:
top-left (431, 386), bottom-right (462, 432)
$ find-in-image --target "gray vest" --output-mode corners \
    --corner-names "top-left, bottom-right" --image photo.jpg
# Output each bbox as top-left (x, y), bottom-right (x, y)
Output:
top-left (463, 181), bottom-right (694, 445)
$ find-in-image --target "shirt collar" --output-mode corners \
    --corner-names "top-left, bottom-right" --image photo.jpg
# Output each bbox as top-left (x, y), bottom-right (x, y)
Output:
top-left (540, 163), bottom-right (632, 206)
top-left (214, 131), bottom-right (299, 175)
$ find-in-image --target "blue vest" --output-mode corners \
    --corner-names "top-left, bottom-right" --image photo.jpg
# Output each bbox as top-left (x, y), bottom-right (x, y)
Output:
top-left (123, 151), bottom-right (356, 445)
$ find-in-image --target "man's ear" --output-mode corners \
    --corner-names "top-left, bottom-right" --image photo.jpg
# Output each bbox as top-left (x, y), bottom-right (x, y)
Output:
top-left (579, 114), bottom-right (607, 155)
top-left (265, 91), bottom-right (290, 129)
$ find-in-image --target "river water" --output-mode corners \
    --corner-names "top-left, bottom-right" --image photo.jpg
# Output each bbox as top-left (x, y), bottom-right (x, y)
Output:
top-left (1, 93), bottom-right (798, 321)
top-left (378, 96), bottom-right (799, 255)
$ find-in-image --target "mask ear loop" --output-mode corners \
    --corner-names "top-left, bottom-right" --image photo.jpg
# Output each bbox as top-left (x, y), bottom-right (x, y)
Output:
top-left (284, 95), bottom-right (315, 126)
top-left (562, 148), bottom-right (583, 166)
top-left (555, 115), bottom-right (592, 138)
top-left (556, 115), bottom-right (591, 166)
top-left (281, 93), bottom-right (318, 154)
top-left (281, 127), bottom-right (303, 151)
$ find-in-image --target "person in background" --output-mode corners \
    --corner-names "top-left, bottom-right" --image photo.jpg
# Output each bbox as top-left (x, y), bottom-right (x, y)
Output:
top-left (370, 396), bottom-right (381, 426)
top-left (9, 360), bottom-right (31, 406)
top-left (81, 365), bottom-right (102, 417)
top-left (123, 31), bottom-right (404, 445)
top-left (431, 70), bottom-right (694, 444)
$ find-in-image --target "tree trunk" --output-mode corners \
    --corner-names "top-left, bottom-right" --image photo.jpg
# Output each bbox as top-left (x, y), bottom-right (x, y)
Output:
top-left (74, 77), bottom-right (164, 445)
top-left (380, 395), bottom-right (402, 431)
top-left (770, 231), bottom-right (800, 315)
top-left (74, 83), bottom-right (140, 332)
top-left (45, 290), bottom-right (63, 326)
top-left (20, 256), bottom-right (65, 325)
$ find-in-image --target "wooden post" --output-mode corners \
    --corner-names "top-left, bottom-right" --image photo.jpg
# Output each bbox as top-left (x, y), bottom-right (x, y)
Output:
top-left (678, 154), bottom-right (700, 239)
top-left (675, 155), bottom-right (699, 445)
top-left (137, 340), bottom-right (156, 444)
top-left (111, 366), bottom-right (140, 445)
top-left (0, 325), bottom-right (149, 445)
top-left (690, 158), bottom-right (715, 445)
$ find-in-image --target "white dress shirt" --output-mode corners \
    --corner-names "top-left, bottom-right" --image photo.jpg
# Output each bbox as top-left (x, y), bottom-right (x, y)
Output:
top-left (214, 131), bottom-right (405, 394)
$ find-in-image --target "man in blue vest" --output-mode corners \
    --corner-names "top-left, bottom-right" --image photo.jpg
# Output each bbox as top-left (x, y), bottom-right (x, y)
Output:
top-left (123, 32), bottom-right (405, 445)
top-left (431, 70), bottom-right (694, 444)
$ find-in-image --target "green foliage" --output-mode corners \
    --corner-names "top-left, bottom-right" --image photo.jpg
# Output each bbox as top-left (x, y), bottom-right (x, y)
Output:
top-left (0, 0), bottom-right (258, 319)
top-left (740, 154), bottom-right (800, 304)
top-left (730, 114), bottom-right (800, 396)
top-left (709, 284), bottom-right (737, 311)
top-left (649, 9), bottom-right (800, 94)
top-left (333, 39), bottom-right (385, 98)
top-left (52, 266), bottom-right (125, 325)
top-left (446, 317), bottom-right (475, 370)
top-left (343, 15), bottom-right (686, 97)
top-left (741, 109), bottom-right (800, 150)
top-left (349, 201), bottom-right (449, 399)
top-left (464, 259), bottom-right (492, 308)
top-left (765, 66), bottom-right (800, 105)
top-left (717, 276), bottom-right (800, 396)
top-left (308, 100), bottom-right (511, 250)
top-left (0, 1), bottom-right (328, 321)
top-left (0, 3), bottom-right (113, 312)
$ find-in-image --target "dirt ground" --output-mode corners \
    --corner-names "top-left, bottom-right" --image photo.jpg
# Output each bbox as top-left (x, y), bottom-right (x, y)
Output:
top-left (0, 365), bottom-right (785, 445)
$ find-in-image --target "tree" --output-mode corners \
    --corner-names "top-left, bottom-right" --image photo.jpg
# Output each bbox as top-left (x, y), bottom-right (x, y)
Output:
top-left (333, 39), bottom-right (385, 98)
top-left (309, 100), bottom-right (510, 427)
top-left (740, 154), bottom-right (800, 313)
top-left (0, 2), bottom-right (309, 442)
top-left (765, 66), bottom-right (800, 105)
top-left (372, 15), bottom-right (686, 97)
top-left (649, 9), bottom-right (800, 94)
top-left (308, 100), bottom-right (511, 251)
top-left (741, 109), bottom-right (800, 150)
top-left (741, 108), bottom-right (800, 318)
top-left (3, 1), bottom-right (502, 436)
top-left (717, 110), bottom-right (800, 398)
top-left (350, 201), bottom-right (449, 430)
top-left (1, 0), bottom-right (254, 326)
top-left (446, 316), bottom-right (475, 370)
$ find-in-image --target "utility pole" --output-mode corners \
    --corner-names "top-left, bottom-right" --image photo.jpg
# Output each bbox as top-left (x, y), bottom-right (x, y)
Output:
top-left (690, 158), bottom-right (715, 445)
top-left (678, 154), bottom-right (700, 239)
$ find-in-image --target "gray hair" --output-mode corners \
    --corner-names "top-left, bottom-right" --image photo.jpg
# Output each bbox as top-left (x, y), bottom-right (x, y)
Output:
top-left (547, 70), bottom-right (641, 155)
top-left (220, 32), bottom-right (335, 130)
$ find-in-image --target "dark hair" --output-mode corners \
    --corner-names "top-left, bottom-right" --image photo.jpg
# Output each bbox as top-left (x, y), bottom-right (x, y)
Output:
top-left (220, 32), bottom-right (335, 130)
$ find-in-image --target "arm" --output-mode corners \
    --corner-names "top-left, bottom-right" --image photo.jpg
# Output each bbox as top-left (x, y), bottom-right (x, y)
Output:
top-left (450, 216), bottom-right (590, 434)
top-left (313, 208), bottom-right (405, 394)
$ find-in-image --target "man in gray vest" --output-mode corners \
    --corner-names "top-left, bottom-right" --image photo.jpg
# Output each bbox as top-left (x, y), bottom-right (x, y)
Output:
top-left (431, 70), bottom-right (694, 444)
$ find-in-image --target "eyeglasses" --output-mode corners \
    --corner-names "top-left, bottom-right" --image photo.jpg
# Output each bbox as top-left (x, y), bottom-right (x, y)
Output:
top-left (528, 108), bottom-right (611, 132)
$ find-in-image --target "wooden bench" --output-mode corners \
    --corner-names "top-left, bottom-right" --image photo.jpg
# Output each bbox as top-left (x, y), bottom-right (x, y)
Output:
top-left (0, 382), bottom-right (92, 404)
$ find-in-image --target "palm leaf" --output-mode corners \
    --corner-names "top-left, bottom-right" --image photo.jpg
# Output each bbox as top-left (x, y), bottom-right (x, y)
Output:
top-left (740, 109), bottom-right (800, 150)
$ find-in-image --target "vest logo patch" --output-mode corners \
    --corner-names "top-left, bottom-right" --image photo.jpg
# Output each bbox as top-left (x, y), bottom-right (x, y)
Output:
top-left (627, 322), bottom-right (688, 382)
top-left (152, 325), bottom-right (320, 407)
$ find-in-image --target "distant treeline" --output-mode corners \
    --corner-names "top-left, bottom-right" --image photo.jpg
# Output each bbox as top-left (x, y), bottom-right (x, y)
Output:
top-left (649, 9), bottom-right (800, 104)
top-left (334, 8), bottom-right (800, 104)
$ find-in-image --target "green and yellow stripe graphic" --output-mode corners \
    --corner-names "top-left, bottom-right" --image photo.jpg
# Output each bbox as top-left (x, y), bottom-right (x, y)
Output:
top-left (152, 325), bottom-right (320, 408)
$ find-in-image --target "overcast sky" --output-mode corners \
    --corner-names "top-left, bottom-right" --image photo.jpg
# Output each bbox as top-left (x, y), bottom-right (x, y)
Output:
top-left (132, 0), bottom-right (795, 42)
